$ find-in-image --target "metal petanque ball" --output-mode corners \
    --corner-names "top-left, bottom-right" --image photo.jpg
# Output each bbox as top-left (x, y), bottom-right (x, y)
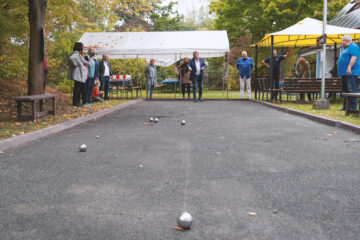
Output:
top-left (177, 212), bottom-right (193, 230)
top-left (181, 120), bottom-right (186, 126)
top-left (79, 144), bottom-right (87, 152)
top-left (149, 117), bottom-right (154, 122)
top-left (154, 118), bottom-right (159, 123)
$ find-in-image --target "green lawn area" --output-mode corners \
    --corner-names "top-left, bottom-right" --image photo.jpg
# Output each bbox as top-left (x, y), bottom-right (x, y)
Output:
top-left (275, 102), bottom-right (360, 126)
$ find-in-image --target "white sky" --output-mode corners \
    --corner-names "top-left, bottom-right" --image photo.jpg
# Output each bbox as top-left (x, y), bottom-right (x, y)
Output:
top-left (160, 0), bottom-right (210, 17)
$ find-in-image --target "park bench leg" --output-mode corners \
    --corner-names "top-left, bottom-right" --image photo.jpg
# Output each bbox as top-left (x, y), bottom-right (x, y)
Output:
top-left (52, 98), bottom-right (56, 116)
top-left (16, 101), bottom-right (22, 121)
top-left (345, 97), bottom-right (350, 116)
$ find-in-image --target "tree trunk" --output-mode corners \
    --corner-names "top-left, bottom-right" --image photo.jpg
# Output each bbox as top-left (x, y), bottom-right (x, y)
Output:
top-left (27, 0), bottom-right (47, 95)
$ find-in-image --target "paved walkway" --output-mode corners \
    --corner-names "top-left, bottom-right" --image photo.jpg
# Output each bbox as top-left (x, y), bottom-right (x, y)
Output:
top-left (0, 101), bottom-right (359, 240)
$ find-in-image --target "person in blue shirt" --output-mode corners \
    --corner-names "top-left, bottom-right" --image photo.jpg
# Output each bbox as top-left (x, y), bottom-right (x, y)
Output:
top-left (262, 48), bottom-right (291, 100)
top-left (337, 35), bottom-right (360, 111)
top-left (84, 48), bottom-right (99, 106)
top-left (236, 51), bottom-right (254, 99)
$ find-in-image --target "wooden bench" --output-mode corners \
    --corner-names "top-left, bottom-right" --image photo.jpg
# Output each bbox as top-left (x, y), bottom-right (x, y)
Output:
top-left (12, 94), bottom-right (59, 122)
top-left (342, 93), bottom-right (360, 116)
top-left (154, 84), bottom-right (164, 93)
top-left (127, 86), bottom-right (143, 99)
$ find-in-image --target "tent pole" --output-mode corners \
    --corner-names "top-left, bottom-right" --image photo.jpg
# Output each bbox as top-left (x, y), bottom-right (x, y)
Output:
top-left (223, 55), bottom-right (225, 96)
top-left (226, 52), bottom-right (230, 100)
top-left (179, 53), bottom-right (182, 95)
top-left (175, 54), bottom-right (177, 99)
top-left (270, 35), bottom-right (274, 102)
top-left (255, 45), bottom-right (258, 99)
top-left (320, 0), bottom-right (327, 100)
top-left (136, 54), bottom-right (139, 87)
top-left (334, 43), bottom-right (337, 74)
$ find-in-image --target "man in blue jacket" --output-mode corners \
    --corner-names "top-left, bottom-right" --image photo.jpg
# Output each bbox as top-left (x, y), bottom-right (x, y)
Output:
top-left (188, 51), bottom-right (206, 102)
top-left (338, 35), bottom-right (360, 111)
top-left (84, 48), bottom-right (99, 106)
top-left (236, 51), bottom-right (254, 99)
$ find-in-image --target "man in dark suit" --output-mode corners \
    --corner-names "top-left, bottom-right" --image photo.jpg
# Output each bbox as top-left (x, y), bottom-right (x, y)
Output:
top-left (99, 55), bottom-right (113, 100)
top-left (188, 51), bottom-right (206, 102)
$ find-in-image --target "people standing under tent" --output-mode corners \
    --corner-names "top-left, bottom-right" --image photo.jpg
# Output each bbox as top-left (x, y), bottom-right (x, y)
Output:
top-left (236, 51), bottom-right (254, 99)
top-left (99, 55), bottom-right (113, 100)
top-left (68, 42), bottom-right (93, 107)
top-left (262, 48), bottom-right (291, 100)
top-left (177, 57), bottom-right (192, 99)
top-left (145, 59), bottom-right (157, 100)
top-left (84, 48), bottom-right (99, 106)
top-left (188, 51), bottom-right (206, 102)
top-left (296, 57), bottom-right (312, 102)
top-left (337, 35), bottom-right (360, 111)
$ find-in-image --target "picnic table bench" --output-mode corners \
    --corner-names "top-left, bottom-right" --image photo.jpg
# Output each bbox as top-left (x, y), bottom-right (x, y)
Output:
top-left (342, 92), bottom-right (360, 116)
top-left (12, 94), bottom-right (59, 122)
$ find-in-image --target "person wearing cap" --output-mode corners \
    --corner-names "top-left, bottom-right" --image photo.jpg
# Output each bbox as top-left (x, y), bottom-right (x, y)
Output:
top-left (236, 51), bottom-right (254, 99)
top-left (296, 57), bottom-right (312, 102)
top-left (338, 35), bottom-right (360, 111)
top-left (262, 48), bottom-right (291, 100)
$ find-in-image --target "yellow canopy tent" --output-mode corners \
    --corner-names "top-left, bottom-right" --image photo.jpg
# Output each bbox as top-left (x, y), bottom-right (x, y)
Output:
top-left (254, 18), bottom-right (360, 47)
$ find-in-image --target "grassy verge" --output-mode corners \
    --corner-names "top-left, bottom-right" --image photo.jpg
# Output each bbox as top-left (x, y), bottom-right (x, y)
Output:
top-left (274, 102), bottom-right (360, 126)
top-left (0, 94), bottom-right (128, 140)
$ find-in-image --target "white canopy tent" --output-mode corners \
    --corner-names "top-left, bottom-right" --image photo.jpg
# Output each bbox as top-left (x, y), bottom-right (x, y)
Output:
top-left (79, 31), bottom-right (230, 67)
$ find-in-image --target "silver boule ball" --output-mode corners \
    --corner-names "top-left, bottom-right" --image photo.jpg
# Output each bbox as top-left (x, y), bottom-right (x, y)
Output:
top-left (177, 212), bottom-right (192, 229)
top-left (181, 120), bottom-right (186, 126)
top-left (149, 117), bottom-right (154, 122)
top-left (154, 118), bottom-right (159, 123)
top-left (79, 144), bottom-right (87, 152)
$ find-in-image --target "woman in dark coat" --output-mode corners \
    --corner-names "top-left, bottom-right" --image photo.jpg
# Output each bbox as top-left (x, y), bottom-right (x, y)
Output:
top-left (177, 57), bottom-right (192, 99)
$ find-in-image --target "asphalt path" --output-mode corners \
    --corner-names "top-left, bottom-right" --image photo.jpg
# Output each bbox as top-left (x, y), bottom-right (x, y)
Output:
top-left (0, 100), bottom-right (360, 240)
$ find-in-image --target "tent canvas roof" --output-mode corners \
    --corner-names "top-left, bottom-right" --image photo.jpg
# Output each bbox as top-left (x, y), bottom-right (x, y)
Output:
top-left (79, 31), bottom-right (230, 66)
top-left (254, 18), bottom-right (360, 47)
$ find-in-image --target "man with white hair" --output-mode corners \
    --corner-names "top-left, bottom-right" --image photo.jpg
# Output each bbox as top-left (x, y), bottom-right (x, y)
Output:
top-left (338, 35), bottom-right (360, 111)
top-left (188, 51), bottom-right (206, 102)
top-left (236, 51), bottom-right (254, 99)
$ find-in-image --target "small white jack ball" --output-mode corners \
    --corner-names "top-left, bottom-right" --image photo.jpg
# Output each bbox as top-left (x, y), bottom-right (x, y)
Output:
top-left (149, 117), bottom-right (154, 122)
top-left (79, 144), bottom-right (87, 152)
top-left (154, 118), bottom-right (159, 123)
top-left (181, 120), bottom-right (186, 126)
top-left (177, 212), bottom-right (193, 229)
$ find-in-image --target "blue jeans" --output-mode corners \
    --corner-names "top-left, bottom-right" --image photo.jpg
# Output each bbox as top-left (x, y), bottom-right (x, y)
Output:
top-left (193, 75), bottom-right (203, 100)
top-left (102, 76), bottom-right (110, 100)
top-left (342, 75), bottom-right (358, 110)
top-left (85, 77), bottom-right (95, 104)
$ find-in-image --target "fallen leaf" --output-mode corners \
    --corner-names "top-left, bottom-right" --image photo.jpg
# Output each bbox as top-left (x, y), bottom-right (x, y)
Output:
top-left (9, 154), bottom-right (14, 157)
top-left (327, 134), bottom-right (332, 136)
top-left (52, 131), bottom-right (56, 135)
top-left (11, 134), bottom-right (16, 137)
top-left (96, 135), bottom-right (100, 139)
top-left (216, 152), bottom-right (221, 155)
top-left (327, 148), bottom-right (331, 151)
top-left (0, 151), bottom-right (3, 154)
top-left (19, 131), bottom-right (25, 135)
top-left (174, 226), bottom-right (185, 231)
top-left (139, 165), bottom-right (144, 168)
top-left (248, 212), bottom-right (257, 216)
top-left (220, 136), bottom-right (224, 139)
top-left (115, 154), bottom-right (119, 157)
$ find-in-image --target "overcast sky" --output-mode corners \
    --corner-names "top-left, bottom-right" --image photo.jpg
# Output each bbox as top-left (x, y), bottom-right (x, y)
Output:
top-left (160, 0), bottom-right (210, 17)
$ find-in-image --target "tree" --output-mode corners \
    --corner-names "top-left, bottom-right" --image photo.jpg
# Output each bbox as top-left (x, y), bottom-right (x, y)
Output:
top-left (27, 0), bottom-right (47, 95)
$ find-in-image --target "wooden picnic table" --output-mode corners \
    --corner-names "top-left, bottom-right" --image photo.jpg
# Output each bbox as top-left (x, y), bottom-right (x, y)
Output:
top-left (342, 93), bottom-right (360, 117)
top-left (12, 94), bottom-right (59, 122)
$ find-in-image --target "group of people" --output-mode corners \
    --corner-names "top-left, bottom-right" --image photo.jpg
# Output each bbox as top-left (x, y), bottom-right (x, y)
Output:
top-left (68, 42), bottom-right (113, 107)
top-left (145, 51), bottom-right (206, 102)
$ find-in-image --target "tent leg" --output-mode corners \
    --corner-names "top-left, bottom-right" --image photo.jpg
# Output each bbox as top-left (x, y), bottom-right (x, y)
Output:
top-left (270, 35), bottom-right (274, 102)
top-left (226, 52), bottom-right (230, 100)
top-left (223, 55), bottom-right (225, 96)
top-left (175, 54), bottom-right (177, 99)
top-left (255, 45), bottom-right (258, 100)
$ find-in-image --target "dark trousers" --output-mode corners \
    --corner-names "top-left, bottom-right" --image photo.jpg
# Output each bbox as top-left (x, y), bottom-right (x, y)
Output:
top-left (270, 72), bottom-right (280, 100)
top-left (73, 81), bottom-right (86, 106)
top-left (44, 69), bottom-right (48, 90)
top-left (102, 76), bottom-right (110, 100)
top-left (182, 84), bottom-right (191, 98)
top-left (193, 76), bottom-right (203, 100)
top-left (85, 77), bottom-right (95, 104)
top-left (300, 93), bottom-right (312, 101)
top-left (342, 75), bottom-right (359, 110)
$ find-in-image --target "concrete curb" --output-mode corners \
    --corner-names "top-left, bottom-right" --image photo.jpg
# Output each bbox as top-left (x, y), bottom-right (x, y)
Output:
top-left (0, 99), bottom-right (143, 152)
top-left (249, 99), bottom-right (360, 134)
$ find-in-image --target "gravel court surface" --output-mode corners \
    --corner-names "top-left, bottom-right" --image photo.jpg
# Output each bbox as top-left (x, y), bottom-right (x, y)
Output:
top-left (0, 100), bottom-right (360, 240)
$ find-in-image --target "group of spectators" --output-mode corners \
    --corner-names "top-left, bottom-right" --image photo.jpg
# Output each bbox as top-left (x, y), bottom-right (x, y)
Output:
top-left (145, 51), bottom-right (206, 102)
top-left (235, 35), bottom-right (359, 111)
top-left (68, 42), bottom-right (113, 107)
